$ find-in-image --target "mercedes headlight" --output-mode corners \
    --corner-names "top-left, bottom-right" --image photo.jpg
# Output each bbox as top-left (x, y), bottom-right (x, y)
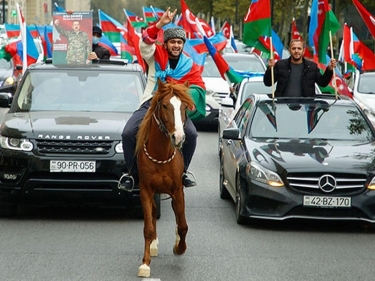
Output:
top-left (247, 162), bottom-right (284, 187)
top-left (0, 136), bottom-right (33, 151)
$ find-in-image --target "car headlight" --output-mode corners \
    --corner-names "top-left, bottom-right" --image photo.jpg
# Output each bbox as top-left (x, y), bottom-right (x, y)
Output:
top-left (3, 76), bottom-right (15, 86)
top-left (368, 176), bottom-right (375, 190)
top-left (115, 141), bottom-right (123, 153)
top-left (0, 136), bottom-right (33, 151)
top-left (247, 162), bottom-right (284, 187)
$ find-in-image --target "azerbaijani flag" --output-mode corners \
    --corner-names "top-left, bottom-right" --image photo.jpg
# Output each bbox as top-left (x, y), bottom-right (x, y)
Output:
top-left (120, 33), bottom-right (134, 61)
top-left (98, 10), bottom-right (125, 43)
top-left (315, 54), bottom-right (352, 98)
top-left (4, 24), bottom-right (20, 38)
top-left (203, 35), bottom-right (245, 84)
top-left (43, 25), bottom-right (53, 59)
top-left (309, 0), bottom-right (340, 64)
top-left (27, 25), bottom-right (40, 38)
top-left (187, 32), bottom-right (227, 54)
top-left (24, 26), bottom-right (39, 65)
top-left (99, 33), bottom-right (119, 56)
top-left (243, 0), bottom-right (271, 47)
top-left (142, 6), bottom-right (165, 23)
top-left (123, 9), bottom-right (147, 28)
top-left (4, 27), bottom-right (39, 68)
top-left (256, 29), bottom-right (284, 60)
top-left (17, 3), bottom-right (39, 72)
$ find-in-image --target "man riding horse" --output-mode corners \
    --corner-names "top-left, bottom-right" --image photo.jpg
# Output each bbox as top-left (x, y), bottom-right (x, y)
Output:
top-left (121, 7), bottom-right (206, 189)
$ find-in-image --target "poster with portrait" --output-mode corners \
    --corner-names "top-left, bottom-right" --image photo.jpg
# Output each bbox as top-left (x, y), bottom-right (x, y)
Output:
top-left (52, 11), bottom-right (92, 65)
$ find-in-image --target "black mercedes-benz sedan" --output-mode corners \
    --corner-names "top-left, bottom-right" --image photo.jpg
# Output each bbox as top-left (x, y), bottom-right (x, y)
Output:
top-left (220, 94), bottom-right (375, 224)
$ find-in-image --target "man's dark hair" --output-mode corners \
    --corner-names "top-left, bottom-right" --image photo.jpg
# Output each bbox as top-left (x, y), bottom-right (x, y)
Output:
top-left (93, 26), bottom-right (103, 37)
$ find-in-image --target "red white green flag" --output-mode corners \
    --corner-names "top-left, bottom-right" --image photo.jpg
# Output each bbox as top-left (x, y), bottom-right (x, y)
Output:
top-left (243, 0), bottom-right (271, 47)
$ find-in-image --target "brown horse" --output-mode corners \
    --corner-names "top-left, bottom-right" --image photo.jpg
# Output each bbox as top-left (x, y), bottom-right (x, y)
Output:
top-left (135, 79), bottom-right (195, 278)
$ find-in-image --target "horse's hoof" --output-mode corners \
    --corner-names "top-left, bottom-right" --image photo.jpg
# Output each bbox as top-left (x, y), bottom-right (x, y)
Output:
top-left (137, 264), bottom-right (150, 277)
top-left (173, 245), bottom-right (186, 255)
top-left (150, 238), bottom-right (159, 257)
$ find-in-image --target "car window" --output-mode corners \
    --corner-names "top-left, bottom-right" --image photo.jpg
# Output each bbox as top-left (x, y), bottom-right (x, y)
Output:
top-left (225, 56), bottom-right (265, 72)
top-left (202, 55), bottom-right (265, 77)
top-left (250, 101), bottom-right (374, 141)
top-left (240, 81), bottom-right (272, 104)
top-left (233, 98), bottom-right (254, 136)
top-left (358, 74), bottom-right (375, 93)
top-left (13, 70), bottom-right (143, 113)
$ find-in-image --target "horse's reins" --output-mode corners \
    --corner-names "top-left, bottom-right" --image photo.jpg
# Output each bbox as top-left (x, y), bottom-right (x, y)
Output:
top-left (142, 101), bottom-right (177, 164)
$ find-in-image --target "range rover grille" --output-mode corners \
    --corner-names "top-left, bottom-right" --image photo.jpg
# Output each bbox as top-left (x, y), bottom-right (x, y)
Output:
top-left (36, 140), bottom-right (113, 154)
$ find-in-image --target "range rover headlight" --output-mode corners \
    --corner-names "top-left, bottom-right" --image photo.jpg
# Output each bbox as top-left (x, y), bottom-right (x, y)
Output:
top-left (115, 141), bottom-right (123, 153)
top-left (247, 162), bottom-right (284, 187)
top-left (3, 76), bottom-right (15, 86)
top-left (0, 136), bottom-right (33, 151)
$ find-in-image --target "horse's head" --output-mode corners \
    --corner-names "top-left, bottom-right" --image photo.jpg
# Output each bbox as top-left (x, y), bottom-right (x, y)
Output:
top-left (154, 79), bottom-right (195, 149)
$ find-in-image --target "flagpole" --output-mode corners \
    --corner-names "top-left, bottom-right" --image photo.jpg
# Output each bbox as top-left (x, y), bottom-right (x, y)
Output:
top-left (329, 30), bottom-right (337, 99)
top-left (270, 36), bottom-right (275, 101)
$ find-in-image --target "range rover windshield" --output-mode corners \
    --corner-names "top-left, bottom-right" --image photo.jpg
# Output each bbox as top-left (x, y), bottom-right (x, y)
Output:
top-left (12, 69), bottom-right (143, 112)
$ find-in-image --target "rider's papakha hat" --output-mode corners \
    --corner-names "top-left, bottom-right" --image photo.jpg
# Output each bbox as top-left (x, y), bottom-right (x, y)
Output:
top-left (164, 27), bottom-right (186, 43)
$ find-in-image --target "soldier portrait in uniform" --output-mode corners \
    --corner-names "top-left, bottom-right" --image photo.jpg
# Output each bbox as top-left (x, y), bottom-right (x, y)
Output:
top-left (52, 11), bottom-right (92, 65)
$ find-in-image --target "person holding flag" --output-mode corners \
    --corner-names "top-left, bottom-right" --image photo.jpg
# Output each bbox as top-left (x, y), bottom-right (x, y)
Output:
top-left (263, 39), bottom-right (336, 97)
top-left (120, 7), bottom-right (206, 190)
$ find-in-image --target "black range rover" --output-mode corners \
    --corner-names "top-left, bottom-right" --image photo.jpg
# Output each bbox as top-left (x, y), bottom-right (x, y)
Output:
top-left (0, 60), bottom-right (151, 216)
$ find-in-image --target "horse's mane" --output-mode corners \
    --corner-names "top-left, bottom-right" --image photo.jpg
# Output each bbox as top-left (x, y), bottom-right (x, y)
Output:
top-left (135, 81), bottom-right (195, 155)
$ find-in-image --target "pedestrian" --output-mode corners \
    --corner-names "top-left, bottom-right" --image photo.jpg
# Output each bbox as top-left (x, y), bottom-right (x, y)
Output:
top-left (87, 26), bottom-right (110, 62)
top-left (263, 39), bottom-right (337, 97)
top-left (54, 19), bottom-right (91, 64)
top-left (120, 7), bottom-right (206, 190)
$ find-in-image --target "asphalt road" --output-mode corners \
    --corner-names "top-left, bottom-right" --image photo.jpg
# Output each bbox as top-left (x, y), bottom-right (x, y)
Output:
top-left (0, 128), bottom-right (375, 281)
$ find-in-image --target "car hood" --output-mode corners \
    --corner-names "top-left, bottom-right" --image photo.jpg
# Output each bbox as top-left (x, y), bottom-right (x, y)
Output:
top-left (249, 138), bottom-right (375, 173)
top-left (0, 111), bottom-right (130, 140)
top-left (202, 77), bottom-right (230, 94)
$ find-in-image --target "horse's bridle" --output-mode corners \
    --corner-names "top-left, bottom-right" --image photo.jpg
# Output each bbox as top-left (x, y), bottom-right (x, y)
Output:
top-left (153, 101), bottom-right (169, 137)
top-left (142, 101), bottom-right (181, 164)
